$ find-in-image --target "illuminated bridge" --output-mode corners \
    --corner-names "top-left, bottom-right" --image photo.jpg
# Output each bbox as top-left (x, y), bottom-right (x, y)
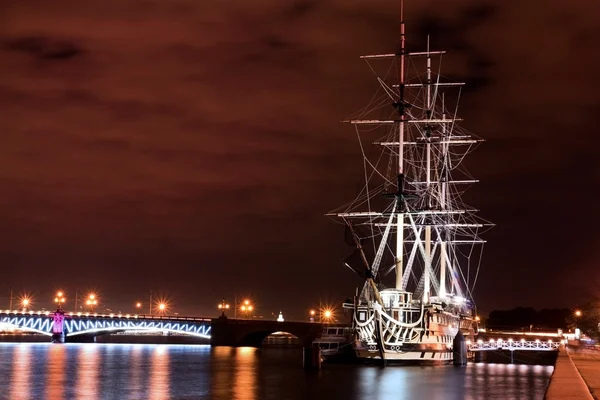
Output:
top-left (468, 338), bottom-right (561, 351)
top-left (0, 310), bottom-right (211, 341)
top-left (467, 334), bottom-right (562, 364)
top-left (0, 311), bottom-right (324, 346)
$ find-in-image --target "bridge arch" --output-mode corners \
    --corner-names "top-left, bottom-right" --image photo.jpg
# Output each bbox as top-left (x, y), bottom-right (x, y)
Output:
top-left (0, 315), bottom-right (53, 336)
top-left (210, 318), bottom-right (325, 347)
top-left (1, 312), bottom-right (212, 340)
top-left (63, 318), bottom-right (211, 338)
top-left (67, 326), bottom-right (210, 338)
top-left (239, 330), bottom-right (303, 347)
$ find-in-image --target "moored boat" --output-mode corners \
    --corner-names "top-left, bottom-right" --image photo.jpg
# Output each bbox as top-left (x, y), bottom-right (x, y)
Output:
top-left (312, 326), bottom-right (355, 362)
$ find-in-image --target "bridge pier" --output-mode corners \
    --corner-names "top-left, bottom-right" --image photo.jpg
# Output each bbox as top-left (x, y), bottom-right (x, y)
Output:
top-left (51, 309), bottom-right (66, 343)
top-left (453, 331), bottom-right (467, 366)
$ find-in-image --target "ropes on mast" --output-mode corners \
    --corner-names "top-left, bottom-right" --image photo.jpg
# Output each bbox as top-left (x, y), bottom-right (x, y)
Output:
top-left (329, 34), bottom-right (492, 307)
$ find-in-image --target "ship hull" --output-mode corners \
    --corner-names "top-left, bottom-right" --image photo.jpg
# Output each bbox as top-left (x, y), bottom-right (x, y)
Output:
top-left (353, 335), bottom-right (457, 364)
top-left (354, 346), bottom-right (454, 363)
top-left (352, 291), bottom-right (476, 365)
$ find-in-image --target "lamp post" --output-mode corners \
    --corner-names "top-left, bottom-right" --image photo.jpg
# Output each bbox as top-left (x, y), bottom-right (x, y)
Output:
top-left (323, 309), bottom-right (333, 323)
top-left (574, 310), bottom-right (582, 338)
top-left (21, 297), bottom-right (30, 312)
top-left (158, 302), bottom-right (167, 315)
top-left (218, 298), bottom-right (230, 317)
top-left (309, 309), bottom-right (316, 322)
top-left (240, 299), bottom-right (253, 318)
top-left (54, 291), bottom-right (66, 309)
top-left (136, 302), bottom-right (142, 313)
top-left (86, 294), bottom-right (98, 312)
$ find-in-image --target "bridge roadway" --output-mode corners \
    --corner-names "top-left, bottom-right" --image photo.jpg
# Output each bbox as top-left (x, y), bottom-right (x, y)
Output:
top-left (0, 311), bottom-right (324, 346)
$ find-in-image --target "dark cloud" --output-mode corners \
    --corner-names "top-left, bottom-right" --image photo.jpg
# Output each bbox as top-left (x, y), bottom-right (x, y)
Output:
top-left (4, 36), bottom-right (83, 60)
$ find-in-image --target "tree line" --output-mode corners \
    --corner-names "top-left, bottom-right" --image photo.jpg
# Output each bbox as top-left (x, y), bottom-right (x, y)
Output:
top-left (483, 302), bottom-right (599, 340)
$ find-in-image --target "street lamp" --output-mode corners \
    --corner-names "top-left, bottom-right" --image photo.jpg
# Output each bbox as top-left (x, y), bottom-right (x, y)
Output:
top-left (54, 291), bottom-right (66, 309)
top-left (323, 309), bottom-right (333, 323)
top-left (157, 302), bottom-right (167, 315)
top-left (240, 299), bottom-right (254, 318)
top-left (218, 298), bottom-right (230, 317)
top-left (86, 294), bottom-right (98, 312)
top-left (574, 310), bottom-right (582, 337)
top-left (21, 297), bottom-right (31, 311)
top-left (309, 309), bottom-right (316, 322)
top-left (136, 302), bottom-right (142, 313)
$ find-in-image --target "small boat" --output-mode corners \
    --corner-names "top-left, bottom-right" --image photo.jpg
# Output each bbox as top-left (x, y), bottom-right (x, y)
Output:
top-left (312, 326), bottom-right (355, 362)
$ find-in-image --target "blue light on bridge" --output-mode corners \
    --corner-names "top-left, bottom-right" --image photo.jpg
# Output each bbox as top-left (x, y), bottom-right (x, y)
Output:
top-left (0, 311), bottom-right (211, 339)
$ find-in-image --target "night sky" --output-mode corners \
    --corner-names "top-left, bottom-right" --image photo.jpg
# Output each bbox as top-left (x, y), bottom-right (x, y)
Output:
top-left (1, 0), bottom-right (599, 319)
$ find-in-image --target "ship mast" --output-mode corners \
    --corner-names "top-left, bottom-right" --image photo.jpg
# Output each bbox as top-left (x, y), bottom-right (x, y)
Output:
top-left (439, 94), bottom-right (448, 298)
top-left (394, 0), bottom-right (406, 291)
top-left (423, 36), bottom-right (431, 304)
top-left (330, 0), bottom-right (492, 306)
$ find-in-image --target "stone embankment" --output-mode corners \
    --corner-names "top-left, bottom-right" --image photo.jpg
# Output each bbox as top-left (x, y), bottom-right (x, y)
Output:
top-left (545, 347), bottom-right (597, 399)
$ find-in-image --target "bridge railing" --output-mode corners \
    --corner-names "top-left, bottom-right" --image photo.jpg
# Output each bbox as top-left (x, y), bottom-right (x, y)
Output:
top-left (0, 310), bottom-right (210, 322)
top-left (468, 338), bottom-right (561, 351)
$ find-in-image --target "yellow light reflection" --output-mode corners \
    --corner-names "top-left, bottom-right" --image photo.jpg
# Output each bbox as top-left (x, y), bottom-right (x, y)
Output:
top-left (76, 346), bottom-right (99, 400)
top-left (46, 345), bottom-right (66, 399)
top-left (9, 345), bottom-right (31, 400)
top-left (233, 347), bottom-right (257, 400)
top-left (212, 347), bottom-right (234, 398)
top-left (149, 346), bottom-right (170, 399)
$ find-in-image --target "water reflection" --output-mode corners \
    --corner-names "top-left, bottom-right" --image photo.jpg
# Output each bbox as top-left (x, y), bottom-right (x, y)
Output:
top-left (46, 344), bottom-right (66, 399)
top-left (129, 345), bottom-right (143, 397)
top-left (149, 346), bottom-right (170, 400)
top-left (0, 344), bottom-right (554, 399)
top-left (76, 345), bottom-right (100, 400)
top-left (233, 347), bottom-right (257, 400)
top-left (9, 345), bottom-right (31, 400)
top-left (356, 362), bottom-right (553, 400)
top-left (464, 362), bottom-right (554, 400)
top-left (211, 346), bottom-right (235, 399)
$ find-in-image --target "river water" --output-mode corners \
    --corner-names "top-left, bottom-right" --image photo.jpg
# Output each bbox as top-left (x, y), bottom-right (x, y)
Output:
top-left (0, 343), bottom-right (553, 399)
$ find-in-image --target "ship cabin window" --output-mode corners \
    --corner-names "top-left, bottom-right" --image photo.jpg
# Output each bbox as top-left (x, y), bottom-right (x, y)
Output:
top-left (326, 329), bottom-right (337, 335)
top-left (358, 311), bottom-right (367, 322)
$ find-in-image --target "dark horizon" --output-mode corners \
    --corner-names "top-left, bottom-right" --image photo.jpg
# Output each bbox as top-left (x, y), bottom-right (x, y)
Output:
top-left (1, 0), bottom-right (599, 318)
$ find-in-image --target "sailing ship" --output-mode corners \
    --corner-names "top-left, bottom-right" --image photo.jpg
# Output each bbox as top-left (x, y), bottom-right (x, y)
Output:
top-left (328, 1), bottom-right (492, 363)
